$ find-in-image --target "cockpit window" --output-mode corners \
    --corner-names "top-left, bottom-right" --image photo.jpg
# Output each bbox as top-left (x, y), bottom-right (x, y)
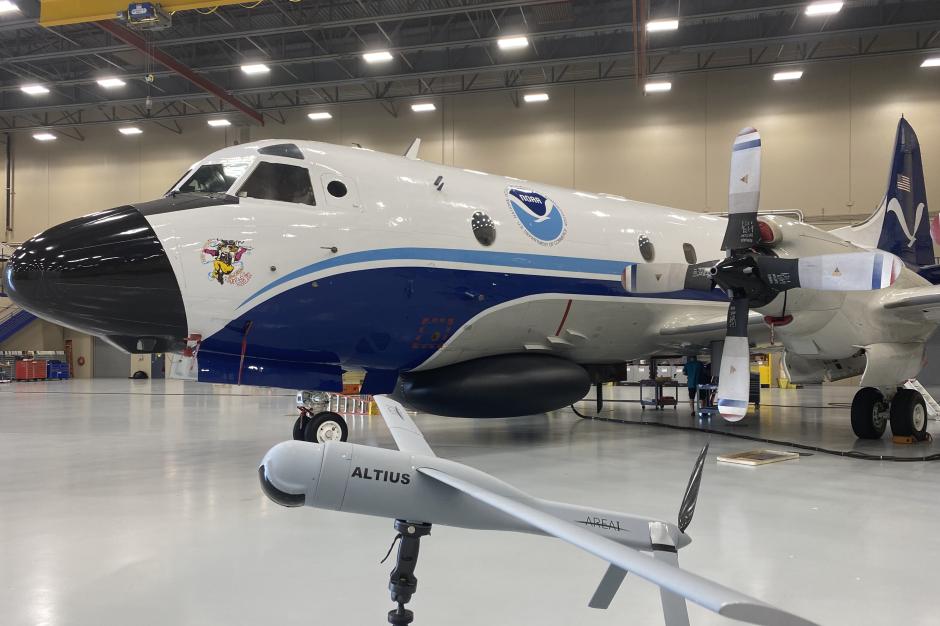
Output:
top-left (178, 164), bottom-right (240, 194)
top-left (258, 143), bottom-right (304, 160)
top-left (237, 161), bottom-right (316, 205)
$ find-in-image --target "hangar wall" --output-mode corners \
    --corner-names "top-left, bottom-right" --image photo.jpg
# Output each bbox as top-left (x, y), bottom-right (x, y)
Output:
top-left (3, 53), bottom-right (939, 244)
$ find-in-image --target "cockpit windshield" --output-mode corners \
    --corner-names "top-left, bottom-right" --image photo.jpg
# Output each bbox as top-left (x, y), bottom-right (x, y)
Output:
top-left (177, 164), bottom-right (240, 194)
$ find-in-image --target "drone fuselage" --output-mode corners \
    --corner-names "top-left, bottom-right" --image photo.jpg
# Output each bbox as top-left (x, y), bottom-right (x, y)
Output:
top-left (260, 439), bottom-right (688, 552)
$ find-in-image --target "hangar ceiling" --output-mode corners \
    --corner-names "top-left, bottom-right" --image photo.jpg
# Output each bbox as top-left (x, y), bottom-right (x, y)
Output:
top-left (0, 0), bottom-right (938, 133)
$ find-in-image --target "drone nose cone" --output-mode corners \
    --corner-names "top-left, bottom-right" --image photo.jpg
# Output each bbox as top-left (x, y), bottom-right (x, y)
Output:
top-left (259, 441), bottom-right (324, 507)
top-left (676, 531), bottom-right (692, 549)
top-left (5, 206), bottom-right (187, 352)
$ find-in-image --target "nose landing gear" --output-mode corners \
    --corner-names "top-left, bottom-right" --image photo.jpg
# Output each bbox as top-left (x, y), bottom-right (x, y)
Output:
top-left (851, 386), bottom-right (929, 440)
top-left (293, 409), bottom-right (349, 443)
top-left (293, 390), bottom-right (348, 442)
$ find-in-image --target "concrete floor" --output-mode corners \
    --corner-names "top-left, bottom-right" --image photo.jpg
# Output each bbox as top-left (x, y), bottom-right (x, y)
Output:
top-left (0, 380), bottom-right (937, 626)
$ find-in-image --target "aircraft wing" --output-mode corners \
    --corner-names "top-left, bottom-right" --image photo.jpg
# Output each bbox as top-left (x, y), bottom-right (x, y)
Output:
top-left (418, 466), bottom-right (817, 626)
top-left (883, 286), bottom-right (940, 319)
top-left (373, 395), bottom-right (436, 457)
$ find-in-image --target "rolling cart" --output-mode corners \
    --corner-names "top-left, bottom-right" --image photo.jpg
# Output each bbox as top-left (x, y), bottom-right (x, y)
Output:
top-left (639, 378), bottom-right (679, 410)
top-left (695, 383), bottom-right (719, 418)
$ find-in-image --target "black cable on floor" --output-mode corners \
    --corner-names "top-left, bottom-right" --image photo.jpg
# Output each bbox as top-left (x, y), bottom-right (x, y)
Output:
top-left (570, 404), bottom-right (940, 462)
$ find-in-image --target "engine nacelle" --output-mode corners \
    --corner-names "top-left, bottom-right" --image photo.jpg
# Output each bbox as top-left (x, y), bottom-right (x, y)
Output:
top-left (398, 354), bottom-right (591, 418)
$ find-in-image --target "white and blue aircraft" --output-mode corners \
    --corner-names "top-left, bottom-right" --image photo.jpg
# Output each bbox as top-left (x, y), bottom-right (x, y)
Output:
top-left (6, 118), bottom-right (940, 443)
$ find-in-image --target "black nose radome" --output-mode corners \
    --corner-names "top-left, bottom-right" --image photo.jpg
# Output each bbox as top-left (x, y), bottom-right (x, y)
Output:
top-left (5, 206), bottom-right (187, 353)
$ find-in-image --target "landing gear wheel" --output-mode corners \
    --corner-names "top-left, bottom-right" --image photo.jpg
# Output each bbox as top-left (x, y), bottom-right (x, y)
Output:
top-left (303, 411), bottom-right (348, 443)
top-left (851, 387), bottom-right (888, 439)
top-left (889, 389), bottom-right (928, 439)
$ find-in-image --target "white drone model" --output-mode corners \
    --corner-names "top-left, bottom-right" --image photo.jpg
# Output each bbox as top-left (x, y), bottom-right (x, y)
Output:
top-left (259, 396), bottom-right (816, 626)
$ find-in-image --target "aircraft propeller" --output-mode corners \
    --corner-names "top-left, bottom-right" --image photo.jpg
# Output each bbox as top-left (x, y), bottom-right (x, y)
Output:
top-left (645, 442), bottom-right (709, 626)
top-left (623, 127), bottom-right (902, 421)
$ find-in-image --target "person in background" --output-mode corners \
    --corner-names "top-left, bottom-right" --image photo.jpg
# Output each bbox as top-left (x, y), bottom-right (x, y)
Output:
top-left (682, 356), bottom-right (705, 416)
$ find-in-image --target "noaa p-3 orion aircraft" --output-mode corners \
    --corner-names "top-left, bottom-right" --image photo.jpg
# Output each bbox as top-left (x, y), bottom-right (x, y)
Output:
top-left (5, 118), bottom-right (940, 442)
top-left (258, 395), bottom-right (819, 626)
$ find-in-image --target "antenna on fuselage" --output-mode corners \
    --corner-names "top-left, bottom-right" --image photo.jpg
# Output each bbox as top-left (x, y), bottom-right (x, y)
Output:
top-left (404, 138), bottom-right (421, 160)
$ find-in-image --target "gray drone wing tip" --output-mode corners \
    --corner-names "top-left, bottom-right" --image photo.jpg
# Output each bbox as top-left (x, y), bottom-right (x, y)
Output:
top-left (720, 601), bottom-right (819, 626)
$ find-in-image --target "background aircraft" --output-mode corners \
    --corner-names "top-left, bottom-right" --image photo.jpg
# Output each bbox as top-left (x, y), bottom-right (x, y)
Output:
top-left (5, 118), bottom-right (940, 443)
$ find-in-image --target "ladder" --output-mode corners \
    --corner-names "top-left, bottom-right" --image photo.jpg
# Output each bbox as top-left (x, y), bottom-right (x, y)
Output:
top-left (904, 379), bottom-right (940, 420)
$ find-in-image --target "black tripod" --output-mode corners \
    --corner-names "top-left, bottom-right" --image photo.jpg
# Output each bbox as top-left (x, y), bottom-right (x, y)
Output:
top-left (386, 519), bottom-right (432, 625)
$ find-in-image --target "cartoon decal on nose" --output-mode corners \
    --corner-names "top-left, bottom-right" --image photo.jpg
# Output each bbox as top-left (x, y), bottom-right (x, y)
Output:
top-left (506, 187), bottom-right (567, 246)
top-left (201, 238), bottom-right (253, 286)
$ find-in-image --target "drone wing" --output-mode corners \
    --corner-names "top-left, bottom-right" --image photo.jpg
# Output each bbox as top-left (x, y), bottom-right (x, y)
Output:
top-left (418, 466), bottom-right (816, 626)
top-left (373, 395), bottom-right (436, 457)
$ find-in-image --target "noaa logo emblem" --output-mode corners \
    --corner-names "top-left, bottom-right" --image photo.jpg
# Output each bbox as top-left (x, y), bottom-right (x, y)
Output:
top-left (506, 187), bottom-right (567, 246)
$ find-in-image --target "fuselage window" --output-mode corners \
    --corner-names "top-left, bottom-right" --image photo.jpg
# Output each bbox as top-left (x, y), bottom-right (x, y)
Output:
top-left (327, 180), bottom-right (348, 198)
top-left (238, 161), bottom-right (316, 205)
top-left (638, 235), bottom-right (655, 262)
top-left (178, 164), bottom-right (239, 194)
top-left (683, 242), bottom-right (697, 264)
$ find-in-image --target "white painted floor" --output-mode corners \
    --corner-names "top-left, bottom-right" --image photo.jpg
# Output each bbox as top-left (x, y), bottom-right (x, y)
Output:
top-left (0, 379), bottom-right (937, 626)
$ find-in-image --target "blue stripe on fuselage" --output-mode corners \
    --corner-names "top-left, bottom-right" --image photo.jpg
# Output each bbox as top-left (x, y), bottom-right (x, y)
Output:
top-left (201, 265), bottom-right (727, 380)
top-left (239, 247), bottom-right (631, 308)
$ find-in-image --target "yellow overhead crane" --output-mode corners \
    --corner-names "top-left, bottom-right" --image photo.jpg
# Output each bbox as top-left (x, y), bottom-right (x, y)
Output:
top-left (40, 1), bottom-right (262, 27)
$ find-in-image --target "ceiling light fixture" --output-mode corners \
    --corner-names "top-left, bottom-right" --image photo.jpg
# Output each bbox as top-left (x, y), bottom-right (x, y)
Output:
top-left (523, 93), bottom-right (549, 103)
top-left (644, 81), bottom-right (672, 93)
top-left (208, 119), bottom-right (231, 127)
top-left (0, 2), bottom-right (19, 14)
top-left (33, 132), bottom-right (56, 141)
top-left (119, 127), bottom-right (143, 135)
top-left (773, 70), bottom-right (804, 81)
top-left (97, 77), bottom-right (126, 88)
top-left (363, 50), bottom-right (394, 63)
top-left (646, 19), bottom-right (679, 32)
top-left (921, 58), bottom-right (940, 68)
top-left (497, 36), bottom-right (529, 50)
top-left (241, 63), bottom-right (270, 75)
top-left (411, 103), bottom-right (436, 112)
top-left (805, 1), bottom-right (843, 16)
top-left (21, 84), bottom-right (49, 95)
top-left (308, 111), bottom-right (333, 120)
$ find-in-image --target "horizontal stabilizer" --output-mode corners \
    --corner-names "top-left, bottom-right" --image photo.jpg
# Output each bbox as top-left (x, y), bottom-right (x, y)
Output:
top-left (588, 564), bottom-right (628, 609)
top-left (418, 466), bottom-right (818, 626)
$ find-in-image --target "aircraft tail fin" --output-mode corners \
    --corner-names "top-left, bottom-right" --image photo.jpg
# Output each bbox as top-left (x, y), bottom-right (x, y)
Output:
top-left (831, 118), bottom-right (933, 267)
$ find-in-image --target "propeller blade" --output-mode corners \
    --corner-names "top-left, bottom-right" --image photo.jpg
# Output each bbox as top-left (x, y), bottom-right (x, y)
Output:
top-left (678, 443), bottom-right (709, 533)
top-left (716, 298), bottom-right (750, 421)
top-left (622, 262), bottom-right (716, 294)
top-left (650, 522), bottom-right (691, 626)
top-left (721, 127), bottom-right (762, 251)
top-left (757, 252), bottom-right (900, 292)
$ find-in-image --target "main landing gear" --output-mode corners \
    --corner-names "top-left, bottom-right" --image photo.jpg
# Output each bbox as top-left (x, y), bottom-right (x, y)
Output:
top-left (851, 387), bottom-right (928, 440)
top-left (293, 390), bottom-right (349, 443)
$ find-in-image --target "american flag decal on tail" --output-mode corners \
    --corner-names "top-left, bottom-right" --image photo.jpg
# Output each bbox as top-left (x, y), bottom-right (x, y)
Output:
top-left (897, 174), bottom-right (912, 193)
